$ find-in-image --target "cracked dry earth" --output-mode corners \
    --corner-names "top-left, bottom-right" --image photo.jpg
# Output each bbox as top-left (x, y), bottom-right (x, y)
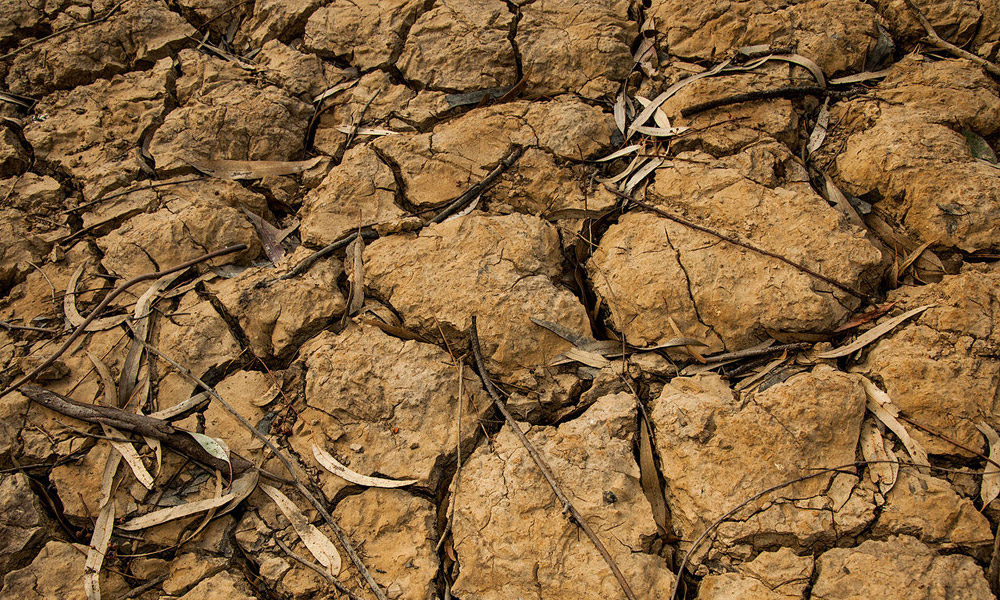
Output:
top-left (2, 0), bottom-right (1000, 599)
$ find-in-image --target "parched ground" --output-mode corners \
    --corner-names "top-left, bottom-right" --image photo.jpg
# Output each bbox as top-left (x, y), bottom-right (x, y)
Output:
top-left (1, 0), bottom-right (1000, 599)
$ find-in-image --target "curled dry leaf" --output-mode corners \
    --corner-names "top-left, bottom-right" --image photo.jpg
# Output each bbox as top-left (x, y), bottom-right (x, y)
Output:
top-left (261, 484), bottom-right (343, 576)
top-left (312, 444), bottom-right (417, 488)
top-left (860, 418), bottom-right (897, 494)
top-left (822, 174), bottom-right (865, 228)
top-left (613, 93), bottom-right (626, 134)
top-left (976, 422), bottom-right (1000, 506)
top-left (815, 305), bottom-right (935, 359)
top-left (65, 264), bottom-right (128, 331)
top-left (189, 156), bottom-right (323, 180)
top-left (806, 97), bottom-right (830, 156)
top-left (861, 377), bottom-right (930, 467)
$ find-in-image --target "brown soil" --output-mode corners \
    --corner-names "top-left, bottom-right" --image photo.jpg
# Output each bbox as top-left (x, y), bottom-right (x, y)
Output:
top-left (1, 0), bottom-right (1000, 599)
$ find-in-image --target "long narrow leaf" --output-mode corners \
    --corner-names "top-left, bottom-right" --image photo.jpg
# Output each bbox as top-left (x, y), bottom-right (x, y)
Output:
top-left (261, 484), bottom-right (343, 576)
top-left (313, 445), bottom-right (416, 488)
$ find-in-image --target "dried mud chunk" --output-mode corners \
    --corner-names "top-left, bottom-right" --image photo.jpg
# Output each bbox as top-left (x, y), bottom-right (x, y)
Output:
top-left (515, 0), bottom-right (635, 98)
top-left (364, 213), bottom-right (591, 378)
top-left (0, 540), bottom-right (127, 600)
top-left (871, 468), bottom-right (992, 553)
top-left (0, 0), bottom-right (44, 47)
top-left (651, 369), bottom-right (872, 564)
top-left (0, 128), bottom-right (27, 177)
top-left (207, 247), bottom-right (347, 359)
top-left (647, 0), bottom-right (878, 75)
top-left (298, 145), bottom-right (407, 247)
top-left (149, 51), bottom-right (311, 175)
top-left (0, 174), bottom-right (62, 214)
top-left (877, 0), bottom-right (982, 48)
top-left (303, 0), bottom-right (427, 69)
top-left (290, 323), bottom-right (489, 499)
top-left (699, 548), bottom-right (815, 600)
top-left (855, 265), bottom-right (1000, 455)
top-left (256, 39), bottom-right (350, 101)
top-left (5, 1), bottom-right (194, 96)
top-left (24, 58), bottom-right (174, 201)
top-left (237, 0), bottom-right (325, 47)
top-left (176, 571), bottom-right (256, 600)
top-left (826, 56), bottom-right (1000, 251)
top-left (332, 489), bottom-right (439, 600)
top-left (398, 0), bottom-right (516, 91)
top-left (451, 392), bottom-right (674, 599)
top-left (0, 209), bottom-right (50, 290)
top-left (588, 157), bottom-right (881, 350)
top-left (0, 473), bottom-right (49, 578)
top-left (811, 535), bottom-right (992, 600)
top-left (371, 97), bottom-right (612, 209)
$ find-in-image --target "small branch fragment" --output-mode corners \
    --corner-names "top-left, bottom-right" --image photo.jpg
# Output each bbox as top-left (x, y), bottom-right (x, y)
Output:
top-left (904, 0), bottom-right (1000, 78)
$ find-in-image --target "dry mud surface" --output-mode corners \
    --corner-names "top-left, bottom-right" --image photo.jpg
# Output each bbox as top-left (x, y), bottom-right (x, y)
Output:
top-left (1, 0), bottom-right (1000, 599)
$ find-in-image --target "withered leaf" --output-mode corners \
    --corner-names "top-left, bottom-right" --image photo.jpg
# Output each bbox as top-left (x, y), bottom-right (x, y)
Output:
top-left (261, 484), bottom-right (343, 576)
top-left (190, 156), bottom-right (323, 180)
top-left (815, 305), bottom-right (935, 359)
top-left (976, 422), bottom-right (1000, 506)
top-left (861, 377), bottom-right (929, 467)
top-left (312, 444), bottom-right (417, 488)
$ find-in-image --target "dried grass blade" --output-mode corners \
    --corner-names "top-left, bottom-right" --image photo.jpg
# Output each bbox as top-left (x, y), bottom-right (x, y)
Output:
top-left (118, 491), bottom-right (238, 530)
top-left (861, 377), bottom-right (930, 467)
top-left (65, 264), bottom-right (128, 331)
top-left (312, 445), bottom-right (417, 488)
top-left (860, 418), bottom-right (897, 494)
top-left (313, 79), bottom-right (359, 104)
top-left (84, 501), bottom-right (114, 600)
top-left (815, 305), bottom-right (935, 359)
top-left (261, 484), bottom-right (343, 576)
top-left (977, 422), bottom-right (1000, 506)
top-left (189, 157), bottom-right (323, 180)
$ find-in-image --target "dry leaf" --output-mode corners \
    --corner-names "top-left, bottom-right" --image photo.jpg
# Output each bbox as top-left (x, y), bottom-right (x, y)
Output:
top-left (613, 93), bottom-right (626, 134)
top-left (622, 157), bottom-right (662, 194)
top-left (119, 491), bottom-right (238, 530)
top-left (829, 69), bottom-right (891, 85)
top-left (313, 445), bottom-right (417, 488)
top-left (313, 79), bottom-right (359, 103)
top-left (84, 501), bottom-right (114, 600)
top-left (634, 96), bottom-right (672, 130)
top-left (333, 125), bottom-right (399, 136)
top-left (594, 144), bottom-right (643, 163)
top-left (806, 98), bottom-right (830, 156)
top-left (626, 60), bottom-right (731, 139)
top-left (598, 153), bottom-right (644, 185)
top-left (551, 347), bottom-right (612, 369)
top-left (242, 208), bottom-right (286, 264)
top-left (189, 156), bottom-right (323, 180)
top-left (861, 377), bottom-right (930, 467)
top-left (346, 235), bottom-right (365, 316)
top-left (261, 484), bottom-right (343, 576)
top-left (897, 241), bottom-right (933, 278)
top-left (963, 129), bottom-right (998, 164)
top-left (189, 432), bottom-right (231, 474)
top-left (630, 125), bottom-right (688, 137)
top-left (976, 422), bottom-right (1000, 506)
top-left (834, 302), bottom-right (897, 333)
top-left (120, 271), bottom-right (187, 404)
top-left (65, 264), bottom-right (128, 331)
top-left (823, 175), bottom-right (865, 228)
top-left (815, 305), bottom-right (935, 359)
top-left (860, 418), bottom-right (897, 494)
top-left (639, 417), bottom-right (668, 533)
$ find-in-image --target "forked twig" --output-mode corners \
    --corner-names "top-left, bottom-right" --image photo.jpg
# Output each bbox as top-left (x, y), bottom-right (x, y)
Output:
top-left (904, 0), bottom-right (1000, 78)
top-left (469, 316), bottom-right (638, 600)
top-left (0, 244), bottom-right (248, 400)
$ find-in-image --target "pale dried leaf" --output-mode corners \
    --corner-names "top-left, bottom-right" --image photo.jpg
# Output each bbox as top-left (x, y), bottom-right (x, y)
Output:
top-left (770, 54), bottom-right (826, 87)
top-left (806, 98), bottom-right (830, 156)
top-left (313, 79), bottom-right (359, 103)
top-left (529, 317), bottom-right (591, 347)
top-left (622, 157), bottom-right (662, 194)
top-left (149, 392), bottom-right (210, 421)
top-left (65, 264), bottom-right (128, 331)
top-left (121, 271), bottom-right (187, 404)
top-left (594, 144), bottom-right (643, 163)
top-left (346, 236), bottom-right (365, 316)
top-left (976, 422), bottom-right (1000, 506)
top-left (639, 417), bottom-right (668, 533)
top-left (613, 93), bottom-right (626, 134)
top-left (189, 432), bottom-right (231, 468)
top-left (626, 60), bottom-right (731, 139)
top-left (84, 501), bottom-right (114, 600)
top-left (119, 492), bottom-right (238, 530)
top-left (861, 378), bottom-right (930, 467)
top-left (551, 347), bottom-right (612, 368)
top-left (634, 96), bottom-right (672, 130)
top-left (312, 445), bottom-right (417, 488)
top-left (815, 305), bottom-right (935, 359)
top-left (333, 125), bottom-right (399, 136)
top-left (218, 470), bottom-right (260, 516)
top-left (261, 483), bottom-right (343, 576)
top-left (190, 156), bottom-right (323, 180)
top-left (443, 195), bottom-right (480, 222)
top-left (860, 418), bottom-right (897, 494)
top-left (823, 174), bottom-right (865, 228)
top-left (829, 69), bottom-right (891, 85)
top-left (597, 153), bottom-right (644, 184)
top-left (631, 125), bottom-right (688, 137)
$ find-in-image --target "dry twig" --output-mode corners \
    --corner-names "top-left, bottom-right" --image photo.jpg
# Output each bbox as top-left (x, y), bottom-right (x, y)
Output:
top-left (469, 316), bottom-right (638, 600)
top-left (0, 1), bottom-right (126, 62)
top-left (904, 0), bottom-right (1000, 78)
top-left (428, 146), bottom-right (524, 224)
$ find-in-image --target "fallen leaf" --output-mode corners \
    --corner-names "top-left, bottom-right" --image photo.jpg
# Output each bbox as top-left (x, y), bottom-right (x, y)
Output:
top-left (312, 444), bottom-right (417, 488)
top-left (346, 235), bottom-right (365, 316)
top-left (833, 302), bottom-right (897, 334)
top-left (613, 93), bottom-right (626, 134)
top-left (64, 263), bottom-right (128, 331)
top-left (634, 96), bottom-right (672, 130)
top-left (815, 305), bottom-right (935, 359)
top-left (860, 418), bottom-right (897, 494)
top-left (626, 60), bottom-right (732, 139)
top-left (806, 98), bottom-right (830, 156)
top-left (261, 484), bottom-right (343, 576)
top-left (639, 417), bottom-right (668, 534)
top-left (84, 501), bottom-right (114, 600)
top-left (189, 432), bottom-right (231, 480)
top-left (551, 347), bottom-right (612, 369)
top-left (828, 69), bottom-right (892, 85)
top-left (189, 156), bottom-right (323, 180)
top-left (593, 144), bottom-right (643, 163)
top-left (976, 422), bottom-right (1000, 506)
top-left (333, 125), bottom-right (399, 136)
top-left (861, 377), bottom-right (930, 467)
top-left (241, 208), bottom-right (286, 264)
top-left (119, 492), bottom-right (238, 530)
top-left (622, 157), bottom-right (662, 194)
top-left (963, 129), bottom-right (998, 163)
top-left (313, 79), bottom-right (359, 103)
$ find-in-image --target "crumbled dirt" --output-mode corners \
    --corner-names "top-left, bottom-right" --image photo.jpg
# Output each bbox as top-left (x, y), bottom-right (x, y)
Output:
top-left (1, 1), bottom-right (1000, 599)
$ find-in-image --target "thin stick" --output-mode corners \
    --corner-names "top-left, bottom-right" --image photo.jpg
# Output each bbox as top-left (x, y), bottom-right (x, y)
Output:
top-left (704, 342), bottom-right (811, 364)
top-left (614, 189), bottom-right (869, 300)
top-left (273, 536), bottom-right (366, 600)
top-left (111, 574), bottom-right (168, 600)
top-left (342, 91), bottom-right (380, 154)
top-left (280, 231), bottom-right (362, 280)
top-left (0, 244), bottom-right (247, 400)
top-left (904, 0), bottom-right (1000, 78)
top-left (132, 337), bottom-right (392, 600)
top-left (0, 1), bottom-right (126, 62)
top-left (469, 317), bottom-right (638, 600)
top-left (429, 146), bottom-right (524, 224)
top-left (61, 177), bottom-right (204, 215)
top-left (897, 414), bottom-right (1000, 470)
top-left (0, 320), bottom-right (60, 334)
